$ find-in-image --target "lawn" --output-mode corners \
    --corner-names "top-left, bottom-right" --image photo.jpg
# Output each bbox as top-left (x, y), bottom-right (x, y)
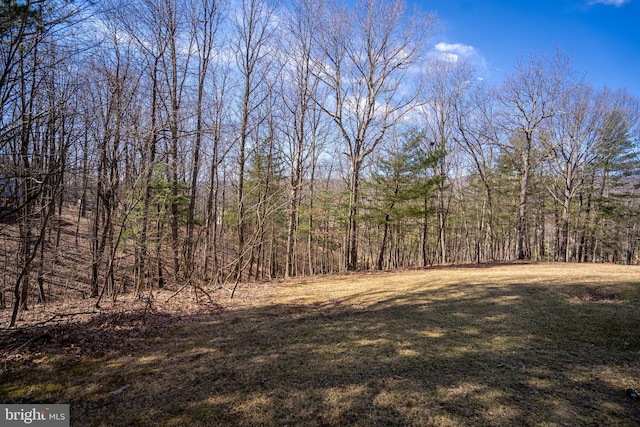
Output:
top-left (2, 263), bottom-right (640, 426)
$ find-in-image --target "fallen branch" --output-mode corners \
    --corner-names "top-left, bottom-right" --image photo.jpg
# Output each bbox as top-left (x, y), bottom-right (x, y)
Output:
top-left (31, 311), bottom-right (100, 328)
top-left (0, 311), bottom-right (100, 333)
top-left (165, 282), bottom-right (190, 303)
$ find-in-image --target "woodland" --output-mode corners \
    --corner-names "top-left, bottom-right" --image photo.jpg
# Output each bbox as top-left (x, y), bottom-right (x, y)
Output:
top-left (1, 0), bottom-right (640, 327)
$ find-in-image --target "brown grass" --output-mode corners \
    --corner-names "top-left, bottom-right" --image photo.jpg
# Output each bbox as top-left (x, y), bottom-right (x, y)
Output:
top-left (2, 262), bottom-right (640, 426)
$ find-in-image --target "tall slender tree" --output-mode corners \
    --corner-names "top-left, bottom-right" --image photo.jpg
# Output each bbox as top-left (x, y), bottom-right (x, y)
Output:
top-left (280, 0), bottom-right (323, 278)
top-left (497, 51), bottom-right (571, 260)
top-left (543, 83), bottom-right (605, 261)
top-left (421, 58), bottom-right (474, 264)
top-left (232, 0), bottom-right (278, 281)
top-left (453, 79), bottom-right (500, 262)
top-left (185, 0), bottom-right (224, 282)
top-left (315, 0), bottom-right (434, 270)
top-left (2, 0), bottom-right (83, 326)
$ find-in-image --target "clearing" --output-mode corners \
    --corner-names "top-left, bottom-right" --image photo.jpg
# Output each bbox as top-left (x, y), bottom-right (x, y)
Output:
top-left (2, 263), bottom-right (640, 426)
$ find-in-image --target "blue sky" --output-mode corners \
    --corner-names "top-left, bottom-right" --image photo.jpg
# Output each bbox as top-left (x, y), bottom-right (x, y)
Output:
top-left (416, 0), bottom-right (640, 97)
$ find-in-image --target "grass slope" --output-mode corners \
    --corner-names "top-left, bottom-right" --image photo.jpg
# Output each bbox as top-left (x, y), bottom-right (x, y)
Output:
top-left (2, 263), bottom-right (640, 426)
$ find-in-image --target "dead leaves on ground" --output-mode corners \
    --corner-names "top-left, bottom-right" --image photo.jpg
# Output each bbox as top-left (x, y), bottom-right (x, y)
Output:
top-left (0, 294), bottom-right (224, 372)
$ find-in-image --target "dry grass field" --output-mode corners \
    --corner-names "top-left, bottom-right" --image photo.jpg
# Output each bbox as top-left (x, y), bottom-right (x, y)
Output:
top-left (2, 262), bottom-right (640, 426)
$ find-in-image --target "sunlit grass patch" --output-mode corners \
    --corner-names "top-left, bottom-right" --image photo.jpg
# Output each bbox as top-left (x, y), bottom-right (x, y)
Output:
top-left (2, 383), bottom-right (64, 401)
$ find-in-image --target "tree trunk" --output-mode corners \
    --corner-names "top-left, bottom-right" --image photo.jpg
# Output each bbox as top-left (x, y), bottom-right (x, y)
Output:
top-left (516, 148), bottom-right (530, 260)
top-left (346, 160), bottom-right (361, 271)
top-left (285, 176), bottom-right (300, 277)
top-left (168, 28), bottom-right (182, 281)
top-left (136, 59), bottom-right (160, 294)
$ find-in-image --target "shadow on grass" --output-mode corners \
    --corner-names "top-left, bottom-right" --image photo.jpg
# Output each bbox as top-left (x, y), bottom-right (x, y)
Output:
top-left (2, 279), bottom-right (640, 426)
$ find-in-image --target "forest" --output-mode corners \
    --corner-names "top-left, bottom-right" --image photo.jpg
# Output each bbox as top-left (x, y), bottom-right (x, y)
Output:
top-left (1, 0), bottom-right (639, 326)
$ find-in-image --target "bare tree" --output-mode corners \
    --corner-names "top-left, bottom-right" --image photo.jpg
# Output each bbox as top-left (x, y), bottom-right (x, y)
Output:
top-left (184, 0), bottom-right (224, 282)
top-left (315, 0), bottom-right (434, 270)
top-left (109, 0), bottom-right (173, 291)
top-left (542, 83), bottom-right (605, 261)
top-left (279, 0), bottom-right (324, 278)
top-left (1, 0), bottom-right (83, 326)
top-left (232, 0), bottom-right (278, 281)
top-left (86, 20), bottom-right (141, 298)
top-left (420, 58), bottom-right (473, 264)
top-left (497, 50), bottom-right (571, 260)
top-left (202, 61), bottom-right (233, 282)
top-left (157, 0), bottom-right (192, 280)
top-left (453, 75), bottom-right (500, 262)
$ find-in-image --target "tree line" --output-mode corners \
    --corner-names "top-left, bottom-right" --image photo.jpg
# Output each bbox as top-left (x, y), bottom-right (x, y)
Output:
top-left (1, 0), bottom-right (639, 325)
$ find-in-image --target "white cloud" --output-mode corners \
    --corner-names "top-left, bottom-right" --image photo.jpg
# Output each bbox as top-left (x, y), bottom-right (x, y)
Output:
top-left (431, 42), bottom-right (482, 65)
top-left (589, 0), bottom-right (631, 6)
top-left (435, 42), bottom-right (476, 56)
